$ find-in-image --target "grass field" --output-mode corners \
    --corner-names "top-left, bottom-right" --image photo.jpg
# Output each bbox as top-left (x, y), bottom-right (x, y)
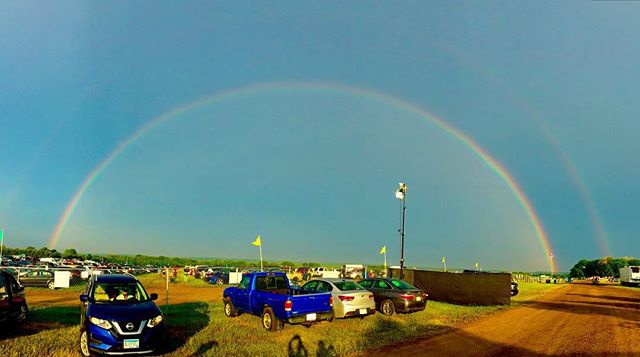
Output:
top-left (0, 276), bottom-right (562, 356)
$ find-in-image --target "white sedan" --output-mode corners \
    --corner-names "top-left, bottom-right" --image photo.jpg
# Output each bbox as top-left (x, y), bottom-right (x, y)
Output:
top-left (301, 278), bottom-right (376, 319)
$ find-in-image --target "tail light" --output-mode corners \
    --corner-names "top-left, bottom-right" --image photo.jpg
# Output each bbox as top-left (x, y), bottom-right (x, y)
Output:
top-left (329, 296), bottom-right (333, 306)
top-left (284, 300), bottom-right (292, 312)
top-left (399, 294), bottom-right (415, 301)
top-left (338, 295), bottom-right (354, 301)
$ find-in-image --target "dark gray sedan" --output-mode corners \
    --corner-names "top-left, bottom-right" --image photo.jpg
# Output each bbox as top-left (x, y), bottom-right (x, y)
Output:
top-left (358, 278), bottom-right (427, 316)
top-left (18, 270), bottom-right (56, 289)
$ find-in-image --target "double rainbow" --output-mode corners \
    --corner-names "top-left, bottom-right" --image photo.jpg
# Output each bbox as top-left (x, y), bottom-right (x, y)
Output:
top-left (48, 81), bottom-right (557, 272)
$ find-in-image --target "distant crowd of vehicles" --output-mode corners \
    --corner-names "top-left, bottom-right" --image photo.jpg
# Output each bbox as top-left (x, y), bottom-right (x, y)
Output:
top-left (183, 263), bottom-right (385, 287)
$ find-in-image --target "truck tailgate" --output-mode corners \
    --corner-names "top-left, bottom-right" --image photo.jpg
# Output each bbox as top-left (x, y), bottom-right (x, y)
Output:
top-left (290, 292), bottom-right (332, 316)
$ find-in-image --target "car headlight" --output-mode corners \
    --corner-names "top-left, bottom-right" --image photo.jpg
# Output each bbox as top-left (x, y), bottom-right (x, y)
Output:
top-left (147, 314), bottom-right (163, 328)
top-left (90, 317), bottom-right (113, 330)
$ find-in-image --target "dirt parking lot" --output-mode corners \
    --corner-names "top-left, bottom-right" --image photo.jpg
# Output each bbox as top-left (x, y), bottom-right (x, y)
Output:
top-left (370, 283), bottom-right (640, 356)
top-left (26, 284), bottom-right (224, 307)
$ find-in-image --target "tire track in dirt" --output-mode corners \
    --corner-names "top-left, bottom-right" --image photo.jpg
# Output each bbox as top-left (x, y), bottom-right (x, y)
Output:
top-left (369, 283), bottom-right (640, 356)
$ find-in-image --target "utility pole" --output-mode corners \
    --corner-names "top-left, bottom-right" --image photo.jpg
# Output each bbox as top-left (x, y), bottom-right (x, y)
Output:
top-left (395, 182), bottom-right (408, 280)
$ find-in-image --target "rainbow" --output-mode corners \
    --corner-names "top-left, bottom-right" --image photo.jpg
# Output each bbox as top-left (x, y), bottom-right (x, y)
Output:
top-left (429, 39), bottom-right (609, 257)
top-left (48, 81), bottom-right (557, 272)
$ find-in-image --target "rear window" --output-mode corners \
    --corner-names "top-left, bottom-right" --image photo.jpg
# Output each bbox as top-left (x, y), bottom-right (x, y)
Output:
top-left (334, 281), bottom-right (364, 291)
top-left (255, 276), bottom-right (287, 291)
top-left (390, 279), bottom-right (417, 290)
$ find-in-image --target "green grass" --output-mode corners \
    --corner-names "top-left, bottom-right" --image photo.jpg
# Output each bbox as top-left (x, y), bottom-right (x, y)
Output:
top-left (511, 282), bottom-right (564, 305)
top-left (30, 306), bottom-right (80, 326)
top-left (0, 281), bottom-right (559, 356)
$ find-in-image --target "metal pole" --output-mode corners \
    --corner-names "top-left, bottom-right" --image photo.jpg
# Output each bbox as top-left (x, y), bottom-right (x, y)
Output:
top-left (400, 196), bottom-right (406, 279)
top-left (384, 251), bottom-right (387, 272)
top-left (0, 228), bottom-right (4, 263)
top-left (165, 267), bottom-right (169, 317)
top-left (259, 244), bottom-right (263, 272)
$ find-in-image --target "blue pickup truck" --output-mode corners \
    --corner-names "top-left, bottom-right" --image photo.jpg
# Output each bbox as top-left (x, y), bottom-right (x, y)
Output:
top-left (223, 272), bottom-right (333, 331)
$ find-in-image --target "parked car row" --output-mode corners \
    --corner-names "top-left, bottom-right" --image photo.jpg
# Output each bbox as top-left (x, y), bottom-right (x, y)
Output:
top-left (222, 272), bottom-right (428, 332)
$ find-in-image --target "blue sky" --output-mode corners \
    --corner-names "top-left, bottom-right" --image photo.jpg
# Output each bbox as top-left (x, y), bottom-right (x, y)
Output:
top-left (1, 1), bottom-right (639, 271)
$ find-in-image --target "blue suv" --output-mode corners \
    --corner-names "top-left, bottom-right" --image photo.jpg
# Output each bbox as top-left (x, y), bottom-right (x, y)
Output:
top-left (79, 274), bottom-right (165, 356)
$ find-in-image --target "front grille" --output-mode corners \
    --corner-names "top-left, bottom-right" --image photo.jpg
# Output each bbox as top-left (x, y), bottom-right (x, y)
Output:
top-left (112, 320), bottom-right (146, 336)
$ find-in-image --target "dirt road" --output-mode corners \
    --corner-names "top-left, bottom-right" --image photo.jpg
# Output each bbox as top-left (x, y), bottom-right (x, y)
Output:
top-left (372, 283), bottom-right (640, 356)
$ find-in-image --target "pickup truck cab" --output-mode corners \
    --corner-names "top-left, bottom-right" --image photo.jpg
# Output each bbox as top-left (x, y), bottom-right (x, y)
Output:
top-left (223, 272), bottom-right (333, 331)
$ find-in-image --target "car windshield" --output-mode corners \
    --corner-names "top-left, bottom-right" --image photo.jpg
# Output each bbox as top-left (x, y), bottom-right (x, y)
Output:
top-left (334, 281), bottom-right (364, 291)
top-left (390, 279), bottom-right (417, 290)
top-left (93, 282), bottom-right (150, 303)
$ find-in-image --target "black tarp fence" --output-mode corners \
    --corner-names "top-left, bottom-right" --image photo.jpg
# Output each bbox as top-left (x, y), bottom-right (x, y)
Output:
top-left (389, 268), bottom-right (512, 305)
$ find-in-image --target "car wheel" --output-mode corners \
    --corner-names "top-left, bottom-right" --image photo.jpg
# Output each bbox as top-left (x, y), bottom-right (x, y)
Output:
top-left (216, 278), bottom-right (224, 285)
top-left (223, 299), bottom-right (237, 318)
top-left (47, 281), bottom-right (56, 290)
top-left (381, 299), bottom-right (395, 316)
top-left (261, 307), bottom-right (280, 332)
top-left (79, 330), bottom-right (92, 357)
top-left (16, 303), bottom-right (28, 323)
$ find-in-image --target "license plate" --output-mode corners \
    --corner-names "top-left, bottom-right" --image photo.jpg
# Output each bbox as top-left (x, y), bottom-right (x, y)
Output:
top-left (416, 296), bottom-right (422, 301)
top-left (123, 339), bottom-right (139, 349)
top-left (305, 313), bottom-right (317, 321)
top-left (359, 308), bottom-right (367, 315)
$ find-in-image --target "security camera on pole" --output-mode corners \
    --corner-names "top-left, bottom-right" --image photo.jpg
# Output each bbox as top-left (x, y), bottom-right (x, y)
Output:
top-left (395, 182), bottom-right (407, 280)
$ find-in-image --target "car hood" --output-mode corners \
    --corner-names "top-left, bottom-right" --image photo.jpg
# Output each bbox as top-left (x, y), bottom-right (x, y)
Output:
top-left (87, 301), bottom-right (161, 321)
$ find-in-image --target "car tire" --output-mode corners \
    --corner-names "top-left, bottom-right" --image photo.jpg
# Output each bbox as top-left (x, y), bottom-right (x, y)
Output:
top-left (223, 299), bottom-right (237, 318)
top-left (261, 307), bottom-right (280, 332)
top-left (79, 329), bottom-right (92, 357)
top-left (381, 299), bottom-right (395, 316)
top-left (15, 303), bottom-right (28, 323)
top-left (47, 281), bottom-right (56, 290)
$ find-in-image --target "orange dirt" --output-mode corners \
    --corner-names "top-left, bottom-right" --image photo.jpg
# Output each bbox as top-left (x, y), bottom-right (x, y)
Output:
top-left (370, 283), bottom-right (640, 356)
top-left (25, 285), bottom-right (225, 307)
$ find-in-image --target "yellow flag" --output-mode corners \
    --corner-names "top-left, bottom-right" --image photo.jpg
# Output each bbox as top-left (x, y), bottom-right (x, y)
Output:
top-left (475, 261), bottom-right (479, 269)
top-left (252, 235), bottom-right (261, 247)
top-left (442, 256), bottom-right (446, 264)
top-left (379, 245), bottom-right (386, 255)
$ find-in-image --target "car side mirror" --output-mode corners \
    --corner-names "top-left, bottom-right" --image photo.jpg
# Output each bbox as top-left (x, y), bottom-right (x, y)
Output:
top-left (79, 294), bottom-right (90, 303)
top-left (150, 293), bottom-right (158, 301)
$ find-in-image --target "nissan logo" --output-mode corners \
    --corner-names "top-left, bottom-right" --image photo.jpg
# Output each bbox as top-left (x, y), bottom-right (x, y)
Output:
top-left (125, 323), bottom-right (134, 331)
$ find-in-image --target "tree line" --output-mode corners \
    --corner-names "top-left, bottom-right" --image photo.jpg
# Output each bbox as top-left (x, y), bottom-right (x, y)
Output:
top-left (569, 257), bottom-right (640, 278)
top-left (0, 246), bottom-right (329, 268)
